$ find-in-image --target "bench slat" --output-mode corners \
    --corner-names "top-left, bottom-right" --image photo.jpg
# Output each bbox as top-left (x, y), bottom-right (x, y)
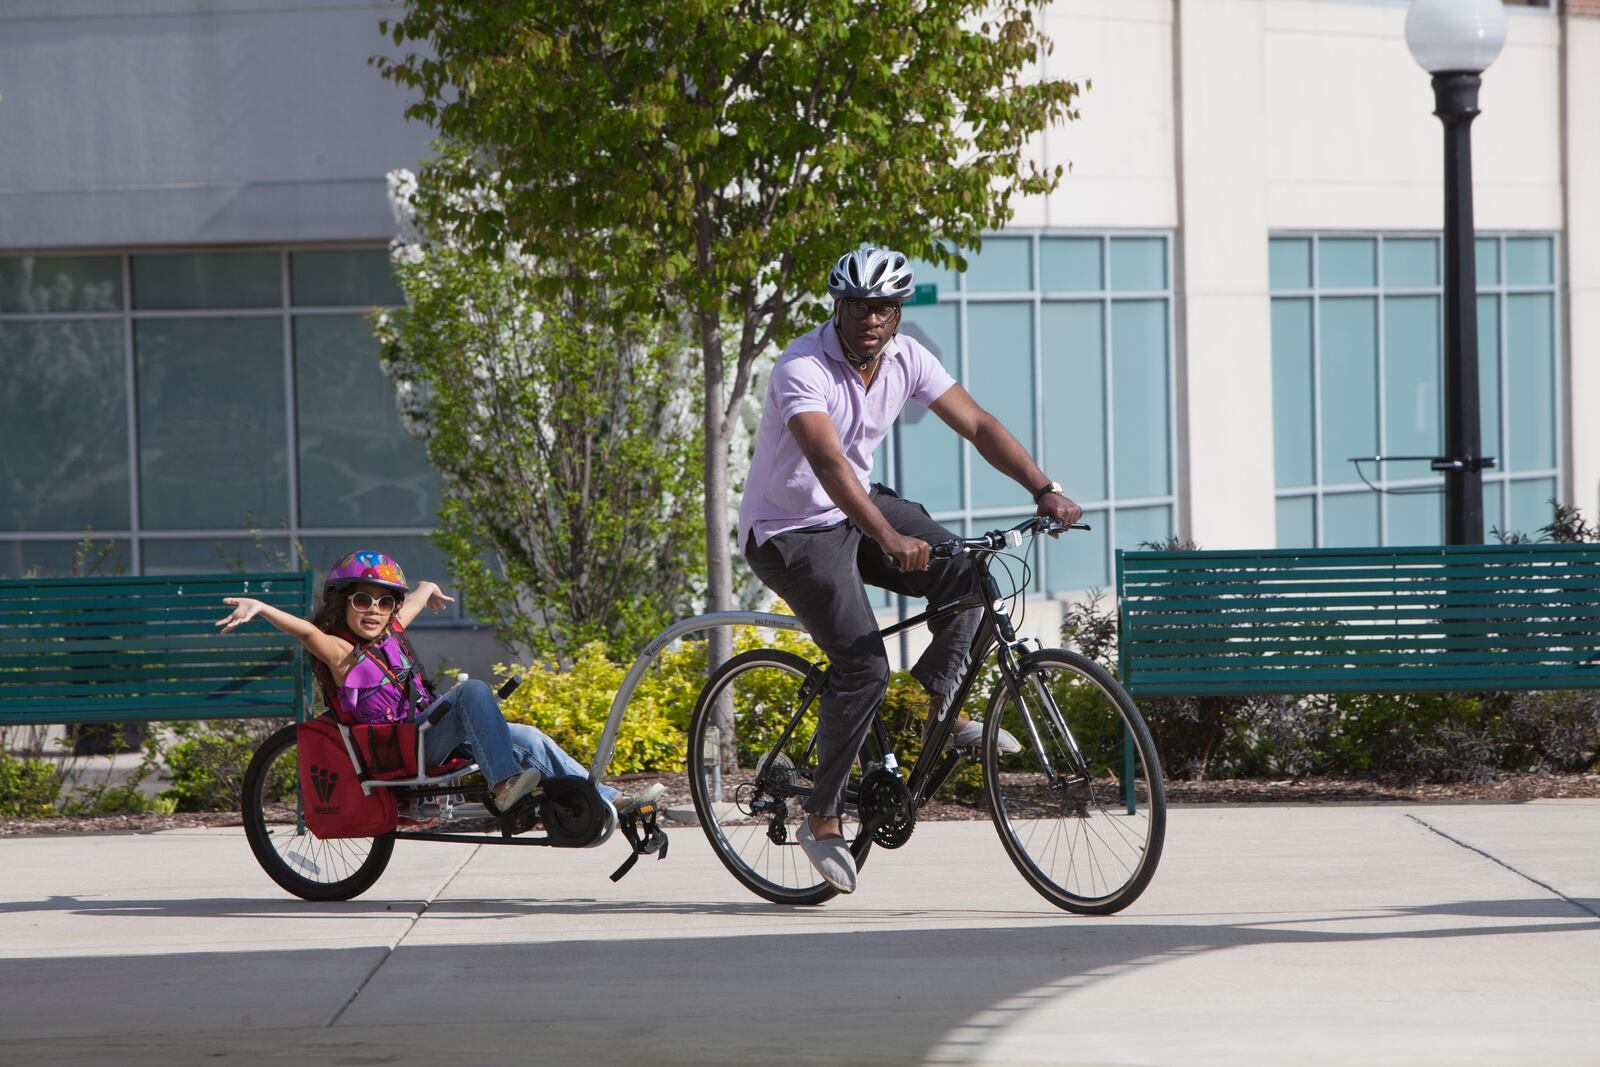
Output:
top-left (1116, 545), bottom-right (1600, 697)
top-left (0, 571), bottom-right (314, 725)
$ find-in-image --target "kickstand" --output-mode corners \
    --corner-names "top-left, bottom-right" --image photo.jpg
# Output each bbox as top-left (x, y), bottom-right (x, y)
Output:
top-left (609, 804), bottom-right (670, 882)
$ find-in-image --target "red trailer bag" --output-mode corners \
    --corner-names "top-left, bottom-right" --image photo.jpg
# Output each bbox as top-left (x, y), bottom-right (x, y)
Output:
top-left (297, 715), bottom-right (396, 839)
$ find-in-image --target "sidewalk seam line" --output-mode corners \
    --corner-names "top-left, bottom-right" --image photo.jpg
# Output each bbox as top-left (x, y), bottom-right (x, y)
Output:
top-left (1405, 813), bottom-right (1599, 920)
top-left (325, 843), bottom-right (481, 1028)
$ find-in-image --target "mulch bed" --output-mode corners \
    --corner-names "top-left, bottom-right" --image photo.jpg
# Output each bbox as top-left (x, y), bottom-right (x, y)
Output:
top-left (3, 771), bottom-right (1595, 836)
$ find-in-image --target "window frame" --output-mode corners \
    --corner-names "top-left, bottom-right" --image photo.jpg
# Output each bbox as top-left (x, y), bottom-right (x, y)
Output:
top-left (887, 230), bottom-right (1180, 596)
top-left (0, 244), bottom-right (468, 625)
top-left (1269, 230), bottom-right (1563, 546)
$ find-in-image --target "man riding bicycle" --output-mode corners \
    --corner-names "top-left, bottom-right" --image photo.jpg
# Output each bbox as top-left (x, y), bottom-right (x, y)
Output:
top-left (739, 246), bottom-right (1082, 893)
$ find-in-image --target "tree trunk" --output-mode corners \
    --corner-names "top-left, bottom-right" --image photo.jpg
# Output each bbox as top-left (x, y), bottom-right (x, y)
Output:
top-left (699, 306), bottom-right (736, 769)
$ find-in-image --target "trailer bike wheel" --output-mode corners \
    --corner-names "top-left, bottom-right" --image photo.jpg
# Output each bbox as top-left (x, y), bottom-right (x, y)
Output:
top-left (982, 649), bottom-right (1166, 915)
top-left (242, 723), bottom-right (394, 901)
top-left (688, 648), bottom-right (872, 905)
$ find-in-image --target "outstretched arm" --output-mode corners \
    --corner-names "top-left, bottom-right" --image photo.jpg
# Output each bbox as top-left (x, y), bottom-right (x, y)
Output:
top-left (929, 385), bottom-right (1084, 524)
top-left (395, 581), bottom-right (455, 630)
top-left (216, 598), bottom-right (353, 668)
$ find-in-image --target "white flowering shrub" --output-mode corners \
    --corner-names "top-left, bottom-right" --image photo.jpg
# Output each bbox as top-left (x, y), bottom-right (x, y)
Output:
top-left (376, 157), bottom-right (704, 663)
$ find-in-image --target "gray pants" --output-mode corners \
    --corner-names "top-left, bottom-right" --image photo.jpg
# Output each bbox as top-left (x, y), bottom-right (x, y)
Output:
top-left (743, 486), bottom-right (981, 817)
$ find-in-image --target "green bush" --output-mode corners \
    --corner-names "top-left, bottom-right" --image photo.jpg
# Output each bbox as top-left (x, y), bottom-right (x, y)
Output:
top-left (0, 752), bottom-right (63, 817)
top-left (160, 720), bottom-right (284, 812)
top-left (59, 783), bottom-right (176, 817)
top-left (1061, 588), bottom-right (1600, 783)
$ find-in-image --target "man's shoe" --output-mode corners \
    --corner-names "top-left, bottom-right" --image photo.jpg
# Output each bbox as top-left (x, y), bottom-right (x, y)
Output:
top-left (949, 717), bottom-right (1022, 755)
top-left (492, 768), bottom-right (542, 811)
top-left (614, 782), bottom-right (667, 816)
top-left (796, 819), bottom-right (857, 893)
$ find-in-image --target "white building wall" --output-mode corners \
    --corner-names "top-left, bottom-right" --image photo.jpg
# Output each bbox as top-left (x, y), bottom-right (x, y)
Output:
top-left (1565, 16), bottom-right (1600, 520)
top-left (1013, 0), bottom-right (1582, 553)
top-left (0, 0), bottom-right (430, 249)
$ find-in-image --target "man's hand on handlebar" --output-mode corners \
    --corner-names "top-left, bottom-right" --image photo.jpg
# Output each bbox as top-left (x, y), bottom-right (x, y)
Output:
top-left (880, 530), bottom-right (931, 572)
top-left (1036, 490), bottom-right (1084, 532)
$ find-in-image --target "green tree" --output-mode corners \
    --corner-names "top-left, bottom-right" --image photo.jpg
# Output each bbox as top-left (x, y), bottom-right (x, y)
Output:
top-left (376, 0), bottom-right (1082, 679)
top-left (375, 164), bottom-right (705, 662)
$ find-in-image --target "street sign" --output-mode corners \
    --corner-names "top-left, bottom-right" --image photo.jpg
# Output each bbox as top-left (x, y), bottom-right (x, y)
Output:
top-left (906, 283), bottom-right (938, 306)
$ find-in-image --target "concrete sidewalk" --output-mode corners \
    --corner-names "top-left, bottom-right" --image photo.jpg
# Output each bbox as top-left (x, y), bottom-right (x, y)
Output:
top-left (1, 802), bottom-right (1596, 1066)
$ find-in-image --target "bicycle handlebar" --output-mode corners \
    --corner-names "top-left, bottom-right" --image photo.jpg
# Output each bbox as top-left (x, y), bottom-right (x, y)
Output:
top-left (881, 515), bottom-right (1092, 571)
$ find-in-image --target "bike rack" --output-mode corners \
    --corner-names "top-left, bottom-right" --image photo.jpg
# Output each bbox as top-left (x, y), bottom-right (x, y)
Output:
top-left (586, 611), bottom-right (808, 783)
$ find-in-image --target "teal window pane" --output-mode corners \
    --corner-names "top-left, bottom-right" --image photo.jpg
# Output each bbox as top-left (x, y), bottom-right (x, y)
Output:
top-left (1508, 478), bottom-right (1557, 540)
top-left (1506, 293), bottom-right (1555, 471)
top-left (290, 249), bottom-right (403, 307)
top-left (896, 306), bottom-right (961, 512)
top-left (140, 537), bottom-right (292, 575)
top-left (908, 253), bottom-right (959, 293)
top-left (1383, 238), bottom-right (1439, 287)
top-left (1041, 302), bottom-right (1105, 500)
top-left (0, 255), bottom-right (122, 313)
top-left (1269, 238), bottom-right (1312, 290)
top-left (1318, 238), bottom-right (1376, 288)
top-left (1271, 298), bottom-right (1314, 488)
top-left (132, 252), bottom-right (281, 310)
top-left (1387, 492), bottom-right (1442, 546)
top-left (1318, 297), bottom-right (1378, 484)
top-left (1046, 508), bottom-right (1107, 593)
top-left (1383, 296), bottom-right (1441, 480)
top-left (300, 534), bottom-right (460, 621)
top-left (1477, 294), bottom-right (1502, 465)
top-left (295, 316), bottom-right (441, 528)
top-left (1109, 237), bottom-right (1166, 291)
top-left (1115, 505), bottom-right (1171, 552)
top-left (135, 317), bottom-right (288, 529)
top-left (1275, 496), bottom-right (1314, 549)
top-left (140, 537), bottom-right (291, 572)
top-left (0, 321), bottom-right (129, 531)
top-left (966, 303), bottom-right (1034, 508)
top-left (963, 237), bottom-right (1031, 292)
top-left (0, 539), bottom-right (130, 579)
top-left (1039, 238), bottom-right (1102, 292)
top-left (1111, 300), bottom-right (1170, 498)
top-left (1323, 492), bottom-right (1378, 548)
top-left (1482, 481), bottom-right (1504, 541)
top-left (1475, 238), bottom-right (1500, 285)
top-left (1505, 238), bottom-right (1553, 286)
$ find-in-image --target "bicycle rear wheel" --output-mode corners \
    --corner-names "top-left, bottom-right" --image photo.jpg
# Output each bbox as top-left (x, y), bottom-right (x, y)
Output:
top-left (982, 649), bottom-right (1165, 914)
top-left (241, 723), bottom-right (394, 901)
top-left (688, 648), bottom-right (871, 905)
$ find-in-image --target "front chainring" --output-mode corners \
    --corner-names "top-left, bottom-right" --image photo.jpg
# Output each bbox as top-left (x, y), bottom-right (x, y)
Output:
top-left (858, 767), bottom-right (915, 848)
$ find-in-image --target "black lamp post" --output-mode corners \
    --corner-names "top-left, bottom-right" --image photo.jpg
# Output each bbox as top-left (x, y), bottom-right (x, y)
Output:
top-left (1405, 0), bottom-right (1507, 545)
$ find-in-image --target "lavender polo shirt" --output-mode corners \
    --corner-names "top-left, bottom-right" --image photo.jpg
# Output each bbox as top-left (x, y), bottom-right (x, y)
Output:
top-left (739, 320), bottom-right (956, 548)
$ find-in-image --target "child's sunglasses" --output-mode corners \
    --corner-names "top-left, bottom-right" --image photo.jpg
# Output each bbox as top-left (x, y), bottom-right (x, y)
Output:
top-left (349, 591), bottom-right (400, 613)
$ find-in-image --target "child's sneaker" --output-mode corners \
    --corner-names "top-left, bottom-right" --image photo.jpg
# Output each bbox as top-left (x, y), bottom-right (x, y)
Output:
top-left (614, 782), bottom-right (666, 815)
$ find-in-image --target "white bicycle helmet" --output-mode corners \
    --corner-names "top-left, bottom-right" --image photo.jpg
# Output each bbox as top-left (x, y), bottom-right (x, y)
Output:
top-left (827, 248), bottom-right (916, 302)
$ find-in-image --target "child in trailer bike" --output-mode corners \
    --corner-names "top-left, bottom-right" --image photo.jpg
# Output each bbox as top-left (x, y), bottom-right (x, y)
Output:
top-left (738, 246), bottom-right (1083, 893)
top-left (216, 550), bottom-right (666, 825)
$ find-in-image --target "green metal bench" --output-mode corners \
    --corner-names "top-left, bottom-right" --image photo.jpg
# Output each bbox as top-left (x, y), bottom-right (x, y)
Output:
top-left (0, 571), bottom-right (316, 727)
top-left (1115, 544), bottom-right (1600, 698)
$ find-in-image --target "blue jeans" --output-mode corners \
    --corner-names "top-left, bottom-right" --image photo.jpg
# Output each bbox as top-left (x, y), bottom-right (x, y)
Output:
top-left (420, 680), bottom-right (618, 802)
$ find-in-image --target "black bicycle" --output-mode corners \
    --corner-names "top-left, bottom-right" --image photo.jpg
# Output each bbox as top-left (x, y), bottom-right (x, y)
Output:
top-left (687, 515), bottom-right (1166, 914)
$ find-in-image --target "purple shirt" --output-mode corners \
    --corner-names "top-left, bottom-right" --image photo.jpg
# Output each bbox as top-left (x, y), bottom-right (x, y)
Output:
top-left (335, 631), bottom-right (430, 725)
top-left (739, 321), bottom-right (956, 547)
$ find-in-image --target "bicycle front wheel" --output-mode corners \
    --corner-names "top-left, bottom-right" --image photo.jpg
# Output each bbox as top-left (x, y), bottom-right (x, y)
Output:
top-left (982, 649), bottom-right (1165, 914)
top-left (242, 723), bottom-right (394, 901)
top-left (688, 648), bottom-right (871, 905)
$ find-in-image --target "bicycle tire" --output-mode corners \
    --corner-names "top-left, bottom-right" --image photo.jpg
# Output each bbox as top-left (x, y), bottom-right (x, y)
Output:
top-left (688, 648), bottom-right (872, 905)
top-left (241, 722), bottom-right (394, 902)
top-left (982, 648), bottom-right (1166, 914)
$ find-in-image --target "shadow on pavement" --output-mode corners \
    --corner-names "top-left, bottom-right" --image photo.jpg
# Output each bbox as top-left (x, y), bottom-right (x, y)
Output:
top-left (0, 899), bottom-right (1594, 1064)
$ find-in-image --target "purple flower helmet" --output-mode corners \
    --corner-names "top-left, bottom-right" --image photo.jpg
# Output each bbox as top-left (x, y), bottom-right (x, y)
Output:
top-left (324, 550), bottom-right (408, 595)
